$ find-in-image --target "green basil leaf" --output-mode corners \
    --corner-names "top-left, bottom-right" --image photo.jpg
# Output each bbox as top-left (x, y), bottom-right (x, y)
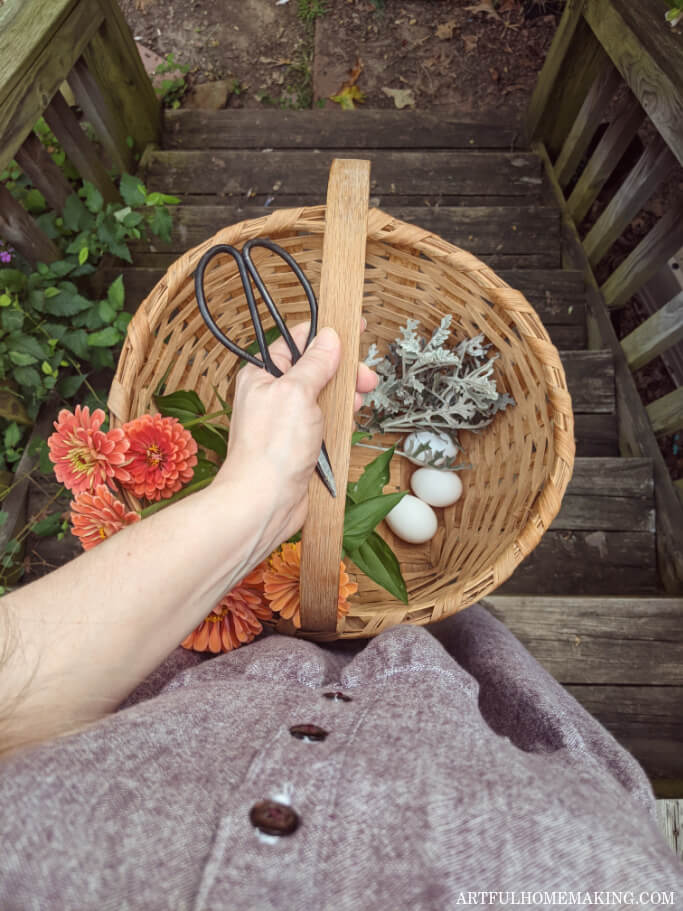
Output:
top-left (347, 445), bottom-right (395, 504)
top-left (32, 512), bottom-right (64, 537)
top-left (347, 531), bottom-right (408, 604)
top-left (154, 389), bottom-right (205, 418)
top-left (87, 327), bottom-right (120, 347)
top-left (342, 491), bottom-right (407, 551)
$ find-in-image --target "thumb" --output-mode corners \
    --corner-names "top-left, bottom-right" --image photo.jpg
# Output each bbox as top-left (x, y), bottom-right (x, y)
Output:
top-left (287, 327), bottom-right (341, 397)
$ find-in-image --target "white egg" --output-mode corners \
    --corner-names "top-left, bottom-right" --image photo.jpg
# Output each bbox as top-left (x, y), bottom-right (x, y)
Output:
top-left (385, 495), bottom-right (438, 544)
top-left (403, 430), bottom-right (457, 467)
top-left (410, 467), bottom-right (463, 508)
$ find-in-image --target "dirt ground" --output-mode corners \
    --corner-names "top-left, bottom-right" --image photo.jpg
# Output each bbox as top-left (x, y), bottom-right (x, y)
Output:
top-left (119, 0), bottom-right (563, 115)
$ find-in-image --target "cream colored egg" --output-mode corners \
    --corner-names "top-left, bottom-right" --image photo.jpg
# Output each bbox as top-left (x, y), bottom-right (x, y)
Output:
top-left (410, 467), bottom-right (463, 508)
top-left (403, 430), bottom-right (457, 467)
top-left (385, 495), bottom-right (438, 544)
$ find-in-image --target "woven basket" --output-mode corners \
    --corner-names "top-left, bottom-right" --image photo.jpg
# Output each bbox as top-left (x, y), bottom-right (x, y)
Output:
top-left (108, 162), bottom-right (574, 641)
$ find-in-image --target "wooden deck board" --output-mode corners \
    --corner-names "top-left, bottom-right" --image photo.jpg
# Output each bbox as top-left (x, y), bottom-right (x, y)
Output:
top-left (163, 110), bottom-right (523, 150)
top-left (143, 149), bottom-right (544, 199)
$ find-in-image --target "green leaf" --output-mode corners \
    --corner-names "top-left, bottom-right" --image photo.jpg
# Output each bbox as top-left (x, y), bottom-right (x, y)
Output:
top-left (192, 457), bottom-right (218, 484)
top-left (114, 312), bottom-right (132, 334)
top-left (24, 188), bottom-right (47, 213)
top-left (87, 347), bottom-right (114, 370)
top-left (4, 422), bottom-right (21, 449)
top-left (82, 181), bottom-right (104, 214)
top-left (154, 389), bottom-right (205, 419)
top-left (32, 512), bottom-right (64, 537)
top-left (78, 246), bottom-right (89, 265)
top-left (57, 372), bottom-right (86, 399)
top-left (109, 241), bottom-right (132, 263)
top-left (97, 299), bottom-right (117, 323)
top-left (35, 211), bottom-right (59, 238)
top-left (148, 207), bottom-right (172, 244)
top-left (12, 365), bottom-right (41, 389)
top-left (9, 334), bottom-right (48, 361)
top-left (351, 431), bottom-right (372, 445)
top-left (239, 326), bottom-right (281, 368)
top-left (9, 350), bottom-right (38, 367)
top-left (342, 491), bottom-right (407, 551)
top-left (47, 259), bottom-right (75, 278)
top-left (43, 288), bottom-right (92, 317)
top-left (113, 205), bottom-right (132, 223)
top-left (62, 329), bottom-right (90, 359)
top-left (347, 445), bottom-right (395, 504)
top-left (145, 191), bottom-right (180, 206)
top-left (0, 269), bottom-right (27, 292)
top-left (0, 511), bottom-right (8, 528)
top-left (347, 532), bottom-right (408, 604)
top-left (106, 275), bottom-right (125, 311)
top-left (122, 210), bottom-right (144, 229)
top-left (212, 385), bottom-right (232, 416)
top-left (119, 173), bottom-right (147, 207)
top-left (63, 194), bottom-right (89, 232)
top-left (191, 423), bottom-right (227, 461)
top-left (1, 310), bottom-right (23, 332)
top-left (87, 327), bottom-right (120, 347)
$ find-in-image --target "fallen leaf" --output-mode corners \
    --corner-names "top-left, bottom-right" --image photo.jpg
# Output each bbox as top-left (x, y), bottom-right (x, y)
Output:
top-left (489, 67), bottom-right (500, 82)
top-left (465, 0), bottom-right (501, 21)
top-left (330, 85), bottom-right (366, 110)
top-left (382, 87), bottom-right (416, 109)
top-left (435, 20), bottom-right (458, 39)
top-left (347, 57), bottom-right (363, 87)
top-left (462, 34), bottom-right (478, 53)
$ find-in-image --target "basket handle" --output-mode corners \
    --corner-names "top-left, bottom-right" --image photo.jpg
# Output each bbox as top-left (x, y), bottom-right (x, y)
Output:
top-left (298, 159), bottom-right (371, 634)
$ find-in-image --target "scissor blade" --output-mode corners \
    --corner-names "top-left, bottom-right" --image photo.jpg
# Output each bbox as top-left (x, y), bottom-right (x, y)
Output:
top-left (315, 442), bottom-right (337, 497)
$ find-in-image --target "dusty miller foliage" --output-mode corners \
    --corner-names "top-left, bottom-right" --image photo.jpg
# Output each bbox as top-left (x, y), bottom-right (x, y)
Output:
top-left (360, 316), bottom-right (515, 453)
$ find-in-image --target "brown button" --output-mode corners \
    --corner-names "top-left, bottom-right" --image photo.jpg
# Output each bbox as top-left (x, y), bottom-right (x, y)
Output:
top-left (249, 800), bottom-right (300, 836)
top-left (290, 723), bottom-right (328, 742)
top-left (323, 691), bottom-right (352, 702)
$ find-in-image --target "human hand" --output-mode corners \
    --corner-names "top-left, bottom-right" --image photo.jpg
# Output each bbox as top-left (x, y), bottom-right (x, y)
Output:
top-left (216, 322), bottom-right (377, 551)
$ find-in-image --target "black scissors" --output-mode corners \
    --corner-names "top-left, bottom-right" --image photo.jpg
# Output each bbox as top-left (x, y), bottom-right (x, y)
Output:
top-left (194, 237), bottom-right (337, 497)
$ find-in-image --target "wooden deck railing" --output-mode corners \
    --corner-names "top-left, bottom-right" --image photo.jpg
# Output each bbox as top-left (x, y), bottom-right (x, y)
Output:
top-left (0, 0), bottom-right (160, 264)
top-left (527, 0), bottom-right (683, 592)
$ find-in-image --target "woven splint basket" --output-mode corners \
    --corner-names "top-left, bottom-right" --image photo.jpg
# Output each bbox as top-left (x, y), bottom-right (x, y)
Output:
top-left (108, 159), bottom-right (574, 640)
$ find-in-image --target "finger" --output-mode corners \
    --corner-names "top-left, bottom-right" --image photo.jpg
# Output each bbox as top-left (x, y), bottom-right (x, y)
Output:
top-left (267, 321), bottom-right (312, 375)
top-left (354, 391), bottom-right (363, 412)
top-left (356, 362), bottom-right (378, 394)
top-left (286, 327), bottom-right (341, 398)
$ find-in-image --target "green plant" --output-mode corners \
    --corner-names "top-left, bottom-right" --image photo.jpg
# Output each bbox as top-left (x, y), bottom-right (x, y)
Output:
top-left (666, 0), bottom-right (683, 25)
top-left (154, 53), bottom-right (190, 109)
top-left (297, 0), bottom-right (327, 23)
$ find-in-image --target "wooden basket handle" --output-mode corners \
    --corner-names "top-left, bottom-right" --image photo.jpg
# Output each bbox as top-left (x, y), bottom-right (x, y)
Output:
top-left (298, 159), bottom-right (371, 634)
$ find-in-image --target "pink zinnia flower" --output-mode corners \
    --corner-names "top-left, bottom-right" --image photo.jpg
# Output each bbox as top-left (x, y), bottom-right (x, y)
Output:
top-left (48, 406), bottom-right (131, 494)
top-left (70, 484), bottom-right (140, 550)
top-left (120, 413), bottom-right (198, 502)
top-left (181, 570), bottom-right (273, 653)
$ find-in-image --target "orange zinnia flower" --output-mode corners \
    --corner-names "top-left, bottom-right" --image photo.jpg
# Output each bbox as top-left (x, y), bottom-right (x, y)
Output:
top-left (181, 577), bottom-right (273, 653)
top-left (48, 406), bottom-right (131, 495)
top-left (120, 413), bottom-right (198, 502)
top-left (70, 484), bottom-right (140, 550)
top-left (263, 541), bottom-right (357, 629)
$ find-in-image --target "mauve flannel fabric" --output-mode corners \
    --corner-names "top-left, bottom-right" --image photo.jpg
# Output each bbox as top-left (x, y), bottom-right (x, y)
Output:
top-left (0, 603), bottom-right (680, 910)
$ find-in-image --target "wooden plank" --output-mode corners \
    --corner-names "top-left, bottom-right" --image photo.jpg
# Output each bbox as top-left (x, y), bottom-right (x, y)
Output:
top-left (498, 530), bottom-right (658, 595)
top-left (567, 91), bottom-right (644, 224)
top-left (564, 684), bottom-right (683, 780)
top-left (0, 182), bottom-right (59, 265)
top-left (622, 291), bottom-right (683, 371)
top-left (14, 130), bottom-right (73, 213)
top-left (536, 138), bottom-right (683, 592)
top-left (574, 413), bottom-right (618, 457)
top-left (562, 351), bottom-right (614, 412)
top-left (67, 56), bottom-right (131, 172)
top-left (43, 90), bottom-right (121, 205)
top-left (655, 800), bottom-right (683, 861)
top-left (566, 457), bottom-right (652, 496)
top-left (601, 208), bottom-right (683, 310)
top-left (638, 249), bottom-right (683, 388)
top-left (143, 149), bottom-right (544, 198)
top-left (555, 53), bottom-right (621, 189)
top-left (0, 0), bottom-right (103, 174)
top-left (646, 387), bottom-right (683, 437)
top-left (526, 0), bottom-right (587, 143)
top-left (485, 595), bottom-right (683, 684)
top-left (584, 0), bottom-right (683, 168)
top-left (583, 135), bottom-right (677, 268)
top-left (82, 0), bottom-right (160, 156)
top-left (164, 109), bottom-right (522, 150)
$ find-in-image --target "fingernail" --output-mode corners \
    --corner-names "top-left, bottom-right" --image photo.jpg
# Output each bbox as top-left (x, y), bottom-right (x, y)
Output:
top-left (361, 316), bottom-right (367, 331)
top-left (311, 327), bottom-right (339, 351)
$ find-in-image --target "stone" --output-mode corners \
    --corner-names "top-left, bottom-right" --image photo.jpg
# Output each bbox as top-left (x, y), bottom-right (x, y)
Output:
top-left (184, 80), bottom-right (232, 110)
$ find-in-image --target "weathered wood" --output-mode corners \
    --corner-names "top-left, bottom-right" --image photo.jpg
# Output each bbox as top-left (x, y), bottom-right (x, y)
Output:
top-left (82, 0), bottom-right (160, 157)
top-left (526, 0), bottom-right (587, 144)
top-left (164, 109), bottom-right (522, 151)
top-left (534, 140), bottom-right (683, 592)
top-left (14, 130), bottom-right (73, 213)
top-left (638, 250), bottom-right (683, 388)
top-left (554, 53), bottom-right (621, 189)
top-left (655, 800), bottom-right (683, 861)
top-left (601, 208), bottom-right (683, 310)
top-left (646, 387), bottom-right (683, 437)
top-left (553, 495), bottom-right (653, 532)
top-left (583, 135), bottom-right (677, 268)
top-left (143, 149), bottom-right (544, 198)
top-left (0, 0), bottom-right (103, 174)
top-left (567, 91), bottom-right (644, 224)
top-left (498, 530), bottom-right (658, 595)
top-left (0, 182), bottom-right (59, 265)
top-left (621, 291), bottom-right (683, 371)
top-left (584, 0), bottom-right (683, 168)
top-left (566, 457), bottom-right (652, 496)
top-left (564, 684), bottom-right (683, 781)
top-left (562, 351), bottom-right (614, 412)
top-left (43, 90), bottom-right (121, 205)
top-left (67, 56), bottom-right (131, 172)
top-left (574, 414), bottom-right (618, 456)
top-left (485, 595), bottom-right (683, 685)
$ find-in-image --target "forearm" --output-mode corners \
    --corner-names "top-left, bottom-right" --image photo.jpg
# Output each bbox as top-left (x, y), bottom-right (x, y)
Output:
top-left (1, 474), bottom-right (274, 744)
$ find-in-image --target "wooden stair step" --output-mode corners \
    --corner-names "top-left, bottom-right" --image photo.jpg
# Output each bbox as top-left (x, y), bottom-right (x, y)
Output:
top-left (163, 110), bottom-right (523, 150)
top-left (484, 596), bottom-right (683, 784)
top-left (554, 457), bottom-right (653, 532)
top-left (143, 149), bottom-right (544, 200)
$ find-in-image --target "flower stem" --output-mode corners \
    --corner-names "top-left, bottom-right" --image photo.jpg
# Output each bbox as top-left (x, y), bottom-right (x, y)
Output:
top-left (140, 476), bottom-right (214, 518)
